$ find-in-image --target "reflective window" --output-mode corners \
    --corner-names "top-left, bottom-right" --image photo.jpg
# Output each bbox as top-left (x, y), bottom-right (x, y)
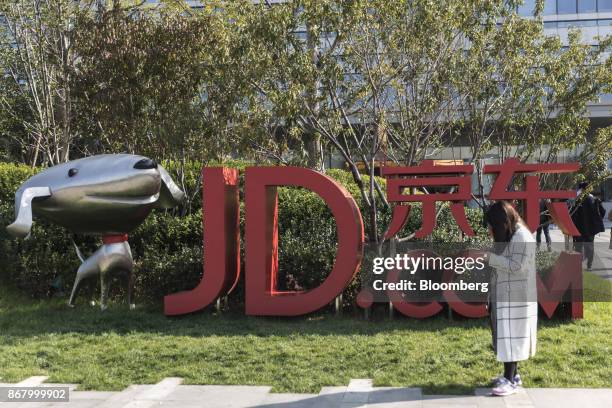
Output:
top-left (602, 176), bottom-right (612, 202)
top-left (558, 19), bottom-right (597, 26)
top-left (599, 0), bottom-right (612, 11)
top-left (294, 31), bottom-right (308, 41)
top-left (578, 0), bottom-right (597, 12)
top-left (544, 0), bottom-right (557, 14)
top-left (557, 0), bottom-right (577, 13)
top-left (518, 0), bottom-right (536, 15)
top-left (544, 21), bottom-right (558, 28)
top-left (599, 19), bottom-right (612, 25)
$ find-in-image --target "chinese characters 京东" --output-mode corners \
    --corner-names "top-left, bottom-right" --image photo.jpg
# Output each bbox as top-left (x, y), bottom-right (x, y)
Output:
top-left (382, 159), bottom-right (580, 238)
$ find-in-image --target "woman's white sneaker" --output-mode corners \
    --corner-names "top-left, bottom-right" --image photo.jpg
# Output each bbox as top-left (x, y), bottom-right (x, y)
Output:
top-left (491, 377), bottom-right (518, 396)
top-left (491, 374), bottom-right (522, 387)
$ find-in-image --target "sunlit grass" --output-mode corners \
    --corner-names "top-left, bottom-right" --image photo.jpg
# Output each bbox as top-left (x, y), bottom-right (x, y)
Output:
top-left (0, 284), bottom-right (610, 394)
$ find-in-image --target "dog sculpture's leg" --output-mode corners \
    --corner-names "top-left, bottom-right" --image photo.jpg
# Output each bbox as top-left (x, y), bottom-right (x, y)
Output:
top-left (68, 240), bottom-right (134, 310)
top-left (124, 242), bottom-right (135, 310)
top-left (100, 270), bottom-right (111, 312)
top-left (68, 249), bottom-right (101, 308)
top-left (68, 270), bottom-right (85, 308)
top-left (127, 270), bottom-right (136, 310)
top-left (98, 240), bottom-right (134, 311)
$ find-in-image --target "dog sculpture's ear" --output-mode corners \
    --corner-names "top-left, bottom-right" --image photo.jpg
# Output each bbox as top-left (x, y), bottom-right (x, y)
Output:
top-left (6, 186), bottom-right (51, 238)
top-left (156, 166), bottom-right (185, 209)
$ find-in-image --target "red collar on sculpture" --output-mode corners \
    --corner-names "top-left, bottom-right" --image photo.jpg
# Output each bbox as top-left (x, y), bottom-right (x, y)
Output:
top-left (102, 234), bottom-right (129, 244)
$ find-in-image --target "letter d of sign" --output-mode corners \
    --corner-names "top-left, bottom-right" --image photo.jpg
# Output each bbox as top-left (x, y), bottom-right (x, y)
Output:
top-left (245, 167), bottom-right (364, 316)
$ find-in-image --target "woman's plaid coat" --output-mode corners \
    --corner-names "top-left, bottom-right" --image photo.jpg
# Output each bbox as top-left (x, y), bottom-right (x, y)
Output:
top-left (489, 223), bottom-right (538, 363)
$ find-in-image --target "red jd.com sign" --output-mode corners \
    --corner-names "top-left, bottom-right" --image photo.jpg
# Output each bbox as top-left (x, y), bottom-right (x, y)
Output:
top-left (164, 159), bottom-right (584, 319)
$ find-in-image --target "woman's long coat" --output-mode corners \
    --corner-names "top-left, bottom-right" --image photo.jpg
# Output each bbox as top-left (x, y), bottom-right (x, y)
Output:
top-left (489, 223), bottom-right (538, 362)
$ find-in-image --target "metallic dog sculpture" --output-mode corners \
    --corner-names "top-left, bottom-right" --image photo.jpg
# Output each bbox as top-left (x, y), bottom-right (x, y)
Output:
top-left (6, 154), bottom-right (185, 310)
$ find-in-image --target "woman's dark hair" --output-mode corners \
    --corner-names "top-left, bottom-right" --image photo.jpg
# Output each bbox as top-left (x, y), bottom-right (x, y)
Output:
top-left (485, 201), bottom-right (523, 244)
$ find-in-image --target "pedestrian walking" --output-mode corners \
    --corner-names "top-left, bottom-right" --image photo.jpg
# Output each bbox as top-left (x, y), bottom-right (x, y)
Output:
top-left (571, 182), bottom-right (605, 270)
top-left (536, 199), bottom-right (551, 252)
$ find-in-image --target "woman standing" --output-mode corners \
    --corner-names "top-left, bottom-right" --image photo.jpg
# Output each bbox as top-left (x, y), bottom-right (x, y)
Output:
top-left (486, 201), bottom-right (538, 396)
top-left (608, 208), bottom-right (612, 249)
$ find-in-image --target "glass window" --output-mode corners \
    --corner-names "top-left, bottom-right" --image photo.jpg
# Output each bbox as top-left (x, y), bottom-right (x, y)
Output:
top-left (599, 0), bottom-right (612, 11)
top-left (294, 31), bottom-right (308, 41)
top-left (558, 0), bottom-right (578, 13)
top-left (518, 0), bottom-right (536, 15)
top-left (544, 21), bottom-right (558, 28)
top-left (544, 0), bottom-right (557, 14)
top-left (602, 176), bottom-right (612, 202)
top-left (557, 19), bottom-right (597, 26)
top-left (578, 0), bottom-right (597, 11)
top-left (599, 19), bottom-right (612, 26)
top-left (571, 19), bottom-right (597, 25)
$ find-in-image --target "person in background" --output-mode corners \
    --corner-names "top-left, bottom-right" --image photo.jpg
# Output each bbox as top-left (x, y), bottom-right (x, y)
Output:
top-left (572, 183), bottom-right (605, 271)
top-left (608, 207), bottom-right (612, 250)
top-left (485, 201), bottom-right (537, 397)
top-left (536, 199), bottom-right (551, 252)
top-left (593, 191), bottom-right (610, 250)
top-left (592, 192), bottom-right (607, 251)
top-left (593, 192), bottom-right (606, 220)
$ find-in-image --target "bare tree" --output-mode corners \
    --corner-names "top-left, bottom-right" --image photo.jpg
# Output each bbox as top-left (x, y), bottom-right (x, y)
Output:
top-left (0, 0), bottom-right (78, 166)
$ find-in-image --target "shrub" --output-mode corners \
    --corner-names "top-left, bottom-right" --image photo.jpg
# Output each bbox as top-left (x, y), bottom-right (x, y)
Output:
top-left (131, 211), bottom-right (203, 303)
top-left (0, 162), bottom-right (38, 204)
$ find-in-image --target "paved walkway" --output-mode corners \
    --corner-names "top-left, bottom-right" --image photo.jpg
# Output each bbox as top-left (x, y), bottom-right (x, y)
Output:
top-left (546, 227), bottom-right (611, 281)
top-left (547, 224), bottom-right (611, 244)
top-left (1, 377), bottom-right (611, 407)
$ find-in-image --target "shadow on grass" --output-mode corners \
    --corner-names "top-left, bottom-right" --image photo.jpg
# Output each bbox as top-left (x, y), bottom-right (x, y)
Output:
top-left (250, 384), bottom-right (485, 407)
top-left (0, 290), bottom-right (580, 339)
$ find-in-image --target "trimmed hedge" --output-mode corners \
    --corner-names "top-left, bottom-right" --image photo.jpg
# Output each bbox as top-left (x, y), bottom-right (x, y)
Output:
top-left (0, 161), bottom-right (490, 309)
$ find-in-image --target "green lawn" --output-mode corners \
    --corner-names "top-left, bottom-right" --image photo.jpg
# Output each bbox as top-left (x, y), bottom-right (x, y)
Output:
top-left (0, 285), bottom-right (611, 394)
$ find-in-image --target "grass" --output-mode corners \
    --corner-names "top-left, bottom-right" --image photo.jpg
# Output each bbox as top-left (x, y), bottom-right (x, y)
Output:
top-left (583, 271), bottom-right (612, 301)
top-left (0, 284), bottom-right (611, 395)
